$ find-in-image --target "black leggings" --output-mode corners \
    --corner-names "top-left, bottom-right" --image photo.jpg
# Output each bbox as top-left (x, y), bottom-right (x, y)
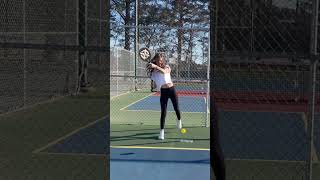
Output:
top-left (160, 86), bottom-right (181, 129)
top-left (211, 100), bottom-right (226, 180)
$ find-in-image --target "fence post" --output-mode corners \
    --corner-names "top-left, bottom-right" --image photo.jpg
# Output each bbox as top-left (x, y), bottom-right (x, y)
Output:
top-left (23, 0), bottom-right (26, 107)
top-left (307, 57), bottom-right (317, 180)
top-left (206, 32), bottom-right (210, 127)
top-left (134, 0), bottom-right (139, 91)
top-left (307, 0), bottom-right (319, 179)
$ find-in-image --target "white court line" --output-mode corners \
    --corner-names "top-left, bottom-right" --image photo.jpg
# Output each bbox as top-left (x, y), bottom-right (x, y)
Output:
top-left (32, 116), bottom-right (107, 154)
top-left (119, 93), bottom-right (155, 111)
top-left (120, 95), bottom-right (208, 113)
top-left (36, 151), bottom-right (106, 157)
top-left (111, 91), bottom-right (131, 100)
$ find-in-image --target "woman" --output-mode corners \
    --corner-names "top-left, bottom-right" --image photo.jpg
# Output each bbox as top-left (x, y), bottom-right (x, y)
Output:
top-left (147, 53), bottom-right (182, 140)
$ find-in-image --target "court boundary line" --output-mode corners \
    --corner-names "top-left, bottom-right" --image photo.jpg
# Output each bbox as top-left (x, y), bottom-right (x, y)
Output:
top-left (0, 95), bottom-right (68, 118)
top-left (36, 151), bottom-right (106, 157)
top-left (119, 93), bottom-right (155, 111)
top-left (120, 95), bottom-right (208, 113)
top-left (111, 91), bottom-right (132, 100)
top-left (32, 116), bottom-right (108, 154)
top-left (111, 145), bottom-right (209, 151)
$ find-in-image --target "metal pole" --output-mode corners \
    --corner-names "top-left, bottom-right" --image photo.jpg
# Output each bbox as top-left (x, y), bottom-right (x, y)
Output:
top-left (84, 0), bottom-right (88, 85)
top-left (116, 47), bottom-right (119, 96)
top-left (99, 0), bottom-right (102, 66)
top-left (307, 0), bottom-right (319, 179)
top-left (250, 0), bottom-right (255, 58)
top-left (206, 32), bottom-right (210, 128)
top-left (134, 0), bottom-right (139, 91)
top-left (75, 0), bottom-right (79, 94)
top-left (23, 0), bottom-right (26, 107)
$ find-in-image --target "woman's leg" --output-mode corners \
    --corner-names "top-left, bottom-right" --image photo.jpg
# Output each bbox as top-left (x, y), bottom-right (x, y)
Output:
top-left (160, 89), bottom-right (169, 130)
top-left (169, 87), bottom-right (181, 120)
top-left (169, 87), bottom-right (182, 129)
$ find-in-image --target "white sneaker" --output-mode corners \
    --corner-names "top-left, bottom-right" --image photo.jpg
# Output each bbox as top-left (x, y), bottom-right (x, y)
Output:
top-left (158, 129), bottom-right (164, 140)
top-left (176, 119), bottom-right (182, 129)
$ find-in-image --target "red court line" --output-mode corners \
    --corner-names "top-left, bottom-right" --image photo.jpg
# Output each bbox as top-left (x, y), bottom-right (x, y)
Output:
top-left (216, 102), bottom-right (317, 113)
top-left (212, 91), bottom-right (320, 104)
top-left (212, 91), bottom-right (320, 112)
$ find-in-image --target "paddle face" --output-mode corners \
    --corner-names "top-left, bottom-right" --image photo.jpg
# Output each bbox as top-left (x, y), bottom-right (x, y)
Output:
top-left (139, 47), bottom-right (151, 62)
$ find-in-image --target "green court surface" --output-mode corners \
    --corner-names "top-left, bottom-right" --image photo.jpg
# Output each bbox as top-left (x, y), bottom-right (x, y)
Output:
top-left (110, 90), bottom-right (320, 180)
top-left (111, 91), bottom-right (209, 126)
top-left (110, 90), bottom-right (210, 149)
top-left (2, 85), bottom-right (320, 179)
top-left (0, 87), bottom-right (108, 180)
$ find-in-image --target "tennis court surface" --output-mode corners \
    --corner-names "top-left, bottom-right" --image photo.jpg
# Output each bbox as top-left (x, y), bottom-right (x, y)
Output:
top-left (110, 82), bottom-right (211, 179)
top-left (0, 87), bottom-right (108, 180)
top-left (109, 82), bottom-right (320, 180)
top-left (3, 86), bottom-right (318, 180)
top-left (111, 147), bottom-right (210, 180)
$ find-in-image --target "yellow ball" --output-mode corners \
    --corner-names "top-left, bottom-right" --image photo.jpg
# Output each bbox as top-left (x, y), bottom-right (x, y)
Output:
top-left (181, 128), bottom-right (187, 134)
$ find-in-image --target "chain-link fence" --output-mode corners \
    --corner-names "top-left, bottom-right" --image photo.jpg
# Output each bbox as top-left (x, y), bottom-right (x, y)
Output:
top-left (0, 1), bottom-right (108, 179)
top-left (211, 0), bottom-right (319, 179)
top-left (110, 46), bottom-right (155, 98)
top-left (0, 0), bottom-right (108, 111)
top-left (0, 0), bottom-right (78, 114)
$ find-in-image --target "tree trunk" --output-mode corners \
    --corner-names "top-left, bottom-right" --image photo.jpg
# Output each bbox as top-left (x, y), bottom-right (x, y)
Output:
top-left (176, 0), bottom-right (184, 79)
top-left (124, 0), bottom-right (131, 50)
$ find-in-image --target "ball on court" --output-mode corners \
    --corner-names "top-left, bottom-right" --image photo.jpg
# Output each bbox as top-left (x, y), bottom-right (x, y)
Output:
top-left (181, 128), bottom-right (187, 134)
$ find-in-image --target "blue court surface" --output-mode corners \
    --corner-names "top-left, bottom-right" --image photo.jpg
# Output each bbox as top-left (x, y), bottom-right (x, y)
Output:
top-left (37, 110), bottom-right (312, 180)
top-left (43, 118), bottom-right (108, 155)
top-left (125, 95), bottom-right (208, 112)
top-left (220, 111), bottom-right (308, 161)
top-left (41, 111), bottom-right (309, 162)
top-left (110, 147), bottom-right (210, 180)
top-left (313, 113), bottom-right (320, 158)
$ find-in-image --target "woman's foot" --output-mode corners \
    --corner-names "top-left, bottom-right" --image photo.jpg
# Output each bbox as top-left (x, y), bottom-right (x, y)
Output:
top-left (158, 129), bottom-right (164, 140)
top-left (176, 119), bottom-right (182, 129)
